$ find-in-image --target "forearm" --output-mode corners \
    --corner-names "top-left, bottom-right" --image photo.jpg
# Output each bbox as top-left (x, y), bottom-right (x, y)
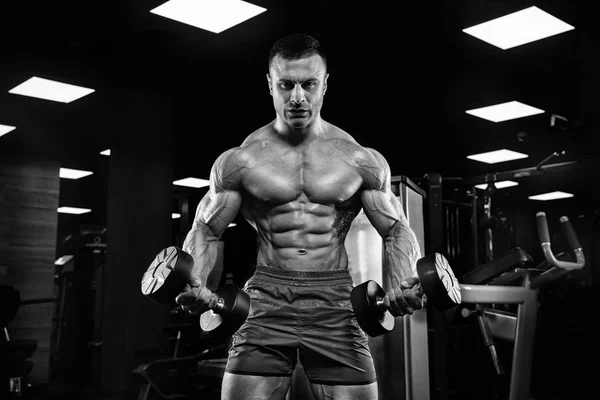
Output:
top-left (383, 220), bottom-right (422, 287)
top-left (182, 222), bottom-right (220, 285)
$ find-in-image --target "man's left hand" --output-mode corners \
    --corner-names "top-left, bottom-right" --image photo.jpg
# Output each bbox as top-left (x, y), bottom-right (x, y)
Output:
top-left (383, 277), bottom-right (424, 317)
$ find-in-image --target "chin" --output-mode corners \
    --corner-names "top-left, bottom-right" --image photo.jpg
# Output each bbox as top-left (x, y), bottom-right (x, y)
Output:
top-left (288, 120), bottom-right (309, 129)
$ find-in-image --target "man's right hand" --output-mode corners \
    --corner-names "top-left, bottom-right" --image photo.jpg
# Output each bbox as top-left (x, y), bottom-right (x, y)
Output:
top-left (175, 281), bottom-right (218, 315)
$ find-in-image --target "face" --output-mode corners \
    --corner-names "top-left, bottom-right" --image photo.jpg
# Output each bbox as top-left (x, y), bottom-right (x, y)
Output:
top-left (267, 54), bottom-right (328, 130)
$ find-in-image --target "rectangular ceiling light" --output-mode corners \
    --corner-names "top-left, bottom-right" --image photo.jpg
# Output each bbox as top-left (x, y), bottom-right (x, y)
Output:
top-left (54, 255), bottom-right (74, 266)
top-left (100, 149), bottom-right (111, 156)
top-left (173, 177), bottom-right (210, 188)
top-left (475, 180), bottom-right (519, 190)
top-left (172, 213), bottom-right (181, 219)
top-left (467, 149), bottom-right (528, 164)
top-left (59, 167), bottom-right (94, 179)
top-left (58, 206), bottom-right (92, 215)
top-left (0, 124), bottom-right (16, 138)
top-left (528, 191), bottom-right (574, 201)
top-left (150, 0), bottom-right (267, 34)
top-left (9, 76), bottom-right (95, 103)
top-left (463, 6), bottom-right (575, 50)
top-left (466, 101), bottom-right (544, 122)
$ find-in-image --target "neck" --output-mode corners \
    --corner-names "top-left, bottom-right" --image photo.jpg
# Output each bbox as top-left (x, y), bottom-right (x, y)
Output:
top-left (273, 115), bottom-right (325, 144)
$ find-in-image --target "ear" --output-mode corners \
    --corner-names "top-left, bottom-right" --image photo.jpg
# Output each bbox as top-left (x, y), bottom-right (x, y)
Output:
top-left (266, 73), bottom-right (273, 96)
top-left (323, 73), bottom-right (329, 95)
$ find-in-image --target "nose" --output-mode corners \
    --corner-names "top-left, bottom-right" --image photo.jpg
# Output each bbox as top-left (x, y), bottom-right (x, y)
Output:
top-left (290, 85), bottom-right (305, 104)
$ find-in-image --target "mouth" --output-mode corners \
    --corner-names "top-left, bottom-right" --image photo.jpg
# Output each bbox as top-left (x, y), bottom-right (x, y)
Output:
top-left (288, 109), bottom-right (308, 117)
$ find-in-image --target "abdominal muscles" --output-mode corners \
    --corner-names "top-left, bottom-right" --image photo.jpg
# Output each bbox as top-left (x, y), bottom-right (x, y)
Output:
top-left (253, 199), bottom-right (360, 271)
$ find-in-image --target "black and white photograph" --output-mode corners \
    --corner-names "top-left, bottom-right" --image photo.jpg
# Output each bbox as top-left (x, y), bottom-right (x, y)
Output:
top-left (0, 1), bottom-right (597, 399)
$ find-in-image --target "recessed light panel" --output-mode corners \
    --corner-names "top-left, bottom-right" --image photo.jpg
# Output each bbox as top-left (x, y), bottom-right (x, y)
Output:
top-left (9, 76), bottom-right (95, 103)
top-left (475, 180), bottom-right (519, 190)
top-left (528, 191), bottom-right (574, 201)
top-left (466, 101), bottom-right (544, 123)
top-left (150, 0), bottom-right (267, 34)
top-left (463, 6), bottom-right (575, 50)
top-left (58, 206), bottom-right (92, 215)
top-left (173, 177), bottom-right (210, 188)
top-left (59, 168), bottom-right (94, 179)
top-left (467, 149), bottom-right (528, 164)
top-left (0, 124), bottom-right (16, 137)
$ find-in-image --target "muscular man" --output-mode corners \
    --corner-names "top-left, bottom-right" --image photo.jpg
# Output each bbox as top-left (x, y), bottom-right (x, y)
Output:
top-left (176, 33), bottom-right (423, 400)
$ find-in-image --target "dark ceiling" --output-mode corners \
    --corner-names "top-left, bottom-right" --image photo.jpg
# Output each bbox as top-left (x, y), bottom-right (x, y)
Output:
top-left (1, 0), bottom-right (598, 225)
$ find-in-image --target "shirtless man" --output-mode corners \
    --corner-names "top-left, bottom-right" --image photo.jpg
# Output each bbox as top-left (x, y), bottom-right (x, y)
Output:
top-left (175, 33), bottom-right (424, 400)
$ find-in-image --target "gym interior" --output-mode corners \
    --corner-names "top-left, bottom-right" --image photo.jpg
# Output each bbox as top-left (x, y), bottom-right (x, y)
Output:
top-left (1, 1), bottom-right (598, 399)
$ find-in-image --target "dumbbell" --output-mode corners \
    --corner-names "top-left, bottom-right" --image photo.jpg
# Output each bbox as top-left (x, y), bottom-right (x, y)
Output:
top-left (350, 253), bottom-right (461, 337)
top-left (141, 246), bottom-right (250, 336)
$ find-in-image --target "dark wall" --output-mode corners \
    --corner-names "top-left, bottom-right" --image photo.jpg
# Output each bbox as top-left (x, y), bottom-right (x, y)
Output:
top-left (0, 155), bottom-right (60, 384)
top-left (98, 87), bottom-right (175, 399)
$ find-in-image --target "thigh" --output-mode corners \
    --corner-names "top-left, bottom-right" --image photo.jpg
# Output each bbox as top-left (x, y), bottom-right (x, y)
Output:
top-left (221, 372), bottom-right (291, 400)
top-left (299, 290), bottom-right (376, 385)
top-left (225, 284), bottom-right (298, 377)
top-left (309, 382), bottom-right (378, 400)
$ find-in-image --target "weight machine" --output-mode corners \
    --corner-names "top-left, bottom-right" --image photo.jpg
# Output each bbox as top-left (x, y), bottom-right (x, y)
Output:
top-left (420, 152), bottom-right (586, 400)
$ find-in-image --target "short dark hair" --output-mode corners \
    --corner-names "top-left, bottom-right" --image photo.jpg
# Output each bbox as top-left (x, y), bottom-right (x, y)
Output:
top-left (268, 33), bottom-right (327, 72)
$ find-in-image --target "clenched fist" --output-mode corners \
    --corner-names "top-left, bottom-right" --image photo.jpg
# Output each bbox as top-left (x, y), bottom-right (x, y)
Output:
top-left (383, 277), bottom-right (424, 317)
top-left (175, 281), bottom-right (218, 315)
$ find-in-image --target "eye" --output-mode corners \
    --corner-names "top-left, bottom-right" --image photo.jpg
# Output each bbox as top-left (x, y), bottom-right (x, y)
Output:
top-left (303, 81), bottom-right (317, 89)
top-left (279, 82), bottom-right (293, 89)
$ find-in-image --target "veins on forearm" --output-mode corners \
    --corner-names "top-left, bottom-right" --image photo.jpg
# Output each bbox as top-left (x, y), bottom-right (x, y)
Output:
top-left (183, 225), bottom-right (219, 283)
top-left (383, 220), bottom-right (421, 287)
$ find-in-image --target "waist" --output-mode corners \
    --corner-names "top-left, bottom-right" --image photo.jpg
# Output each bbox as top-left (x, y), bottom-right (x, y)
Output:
top-left (251, 265), bottom-right (353, 287)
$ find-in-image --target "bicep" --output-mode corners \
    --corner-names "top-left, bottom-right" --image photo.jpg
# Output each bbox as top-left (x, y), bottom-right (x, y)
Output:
top-left (360, 188), bottom-right (407, 238)
top-left (191, 147), bottom-right (244, 238)
top-left (358, 147), bottom-right (407, 237)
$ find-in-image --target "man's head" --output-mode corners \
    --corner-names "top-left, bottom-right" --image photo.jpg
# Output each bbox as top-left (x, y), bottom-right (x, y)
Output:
top-left (267, 33), bottom-right (329, 132)
top-left (268, 33), bottom-right (327, 73)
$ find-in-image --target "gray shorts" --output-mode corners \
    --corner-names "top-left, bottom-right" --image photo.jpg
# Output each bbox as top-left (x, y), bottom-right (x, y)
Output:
top-left (225, 265), bottom-right (377, 385)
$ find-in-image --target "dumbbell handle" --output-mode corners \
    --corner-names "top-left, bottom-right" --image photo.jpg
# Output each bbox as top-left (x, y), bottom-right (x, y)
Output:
top-left (212, 296), bottom-right (225, 312)
top-left (184, 289), bottom-right (224, 314)
top-left (374, 283), bottom-right (423, 311)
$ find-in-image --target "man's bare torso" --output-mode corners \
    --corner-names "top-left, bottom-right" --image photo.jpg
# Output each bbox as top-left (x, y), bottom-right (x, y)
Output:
top-left (230, 121), bottom-right (384, 271)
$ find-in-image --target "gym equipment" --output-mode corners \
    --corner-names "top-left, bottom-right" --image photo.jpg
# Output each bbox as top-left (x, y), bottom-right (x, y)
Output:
top-left (351, 253), bottom-right (461, 337)
top-left (350, 280), bottom-right (395, 337)
top-left (426, 170), bottom-right (586, 400)
top-left (134, 341), bottom-right (228, 400)
top-left (141, 246), bottom-right (195, 305)
top-left (198, 285), bottom-right (250, 337)
top-left (141, 246), bottom-right (250, 336)
top-left (454, 212), bottom-right (584, 400)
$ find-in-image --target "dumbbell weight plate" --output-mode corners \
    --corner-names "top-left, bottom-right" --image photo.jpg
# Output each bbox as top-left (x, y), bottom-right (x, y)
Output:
top-left (200, 284), bottom-right (250, 337)
top-left (416, 253), bottom-right (461, 312)
top-left (141, 246), bottom-right (194, 305)
top-left (350, 280), bottom-right (395, 337)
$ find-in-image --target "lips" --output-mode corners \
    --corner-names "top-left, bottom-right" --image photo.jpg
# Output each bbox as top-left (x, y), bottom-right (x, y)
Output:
top-left (288, 109), bottom-right (308, 115)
